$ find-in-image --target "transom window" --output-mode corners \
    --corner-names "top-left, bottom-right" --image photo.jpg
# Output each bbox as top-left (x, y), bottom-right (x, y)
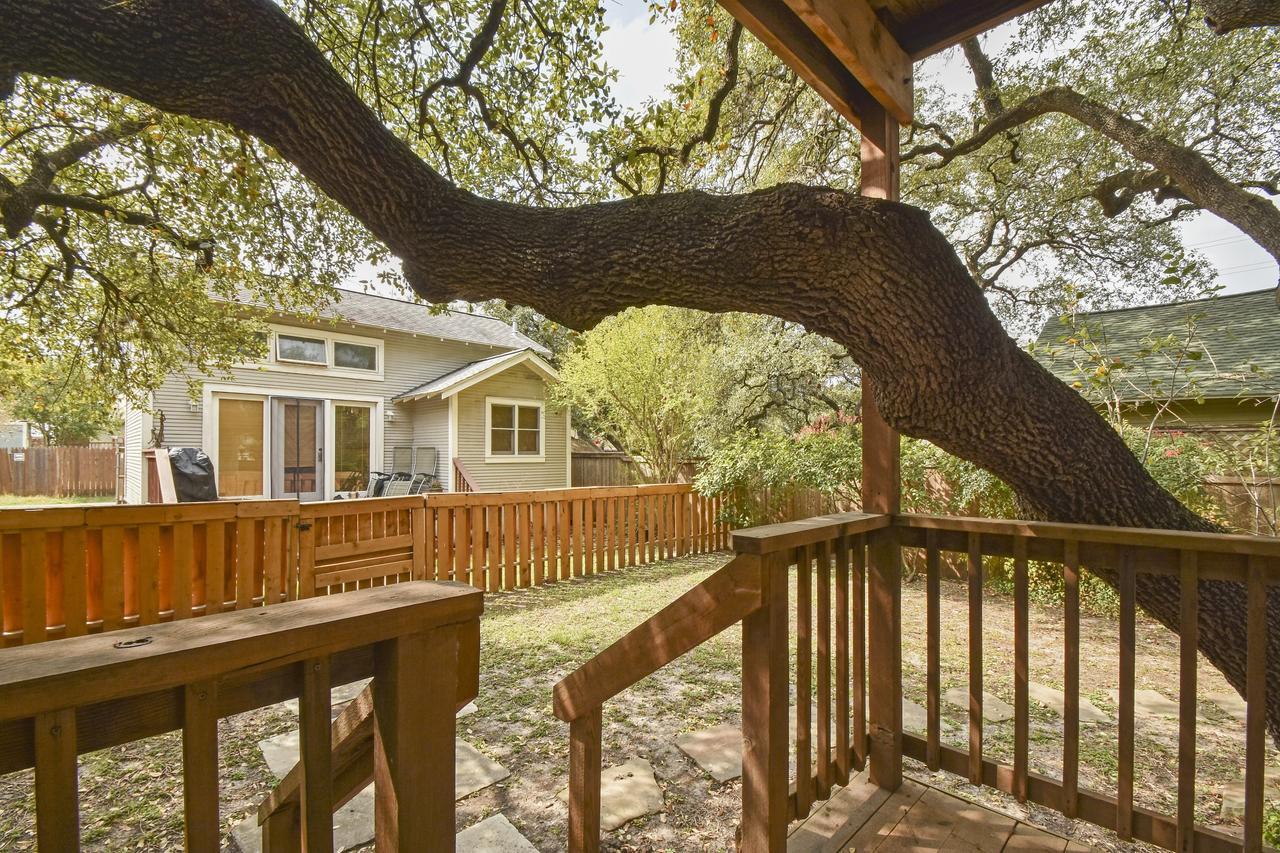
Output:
top-left (264, 326), bottom-right (383, 376)
top-left (334, 341), bottom-right (377, 371)
top-left (487, 398), bottom-right (542, 459)
top-left (276, 334), bottom-right (326, 364)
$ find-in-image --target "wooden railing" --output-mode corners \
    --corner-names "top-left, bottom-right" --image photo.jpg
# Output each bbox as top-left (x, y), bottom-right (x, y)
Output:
top-left (453, 456), bottom-right (478, 493)
top-left (0, 581), bottom-right (482, 851)
top-left (0, 485), bottom-right (728, 644)
top-left (0, 500), bottom-right (297, 646)
top-left (553, 511), bottom-right (1280, 853)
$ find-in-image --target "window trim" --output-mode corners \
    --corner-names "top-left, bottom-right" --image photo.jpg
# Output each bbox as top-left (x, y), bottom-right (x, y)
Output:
top-left (484, 396), bottom-right (545, 462)
top-left (330, 400), bottom-right (376, 496)
top-left (332, 339), bottom-right (379, 372)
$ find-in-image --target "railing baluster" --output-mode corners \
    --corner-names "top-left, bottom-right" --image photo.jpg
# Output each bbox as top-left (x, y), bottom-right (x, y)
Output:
top-left (741, 552), bottom-right (790, 852)
top-left (835, 534), bottom-right (851, 785)
top-left (34, 707), bottom-right (79, 850)
top-left (183, 680), bottom-right (220, 853)
top-left (851, 533), bottom-right (867, 771)
top-left (1176, 550), bottom-right (1198, 853)
top-left (1244, 555), bottom-right (1267, 853)
top-left (796, 544), bottom-right (814, 815)
top-left (1117, 552), bottom-right (1136, 841)
top-left (967, 531), bottom-right (983, 785)
top-left (926, 530), bottom-right (941, 772)
top-left (1062, 539), bottom-right (1080, 819)
top-left (568, 708), bottom-right (603, 853)
top-left (301, 656), bottom-right (335, 853)
top-left (1013, 535), bottom-right (1029, 803)
top-left (816, 539), bottom-right (832, 799)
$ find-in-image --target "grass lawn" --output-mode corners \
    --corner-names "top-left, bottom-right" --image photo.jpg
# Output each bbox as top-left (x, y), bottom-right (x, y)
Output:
top-left (0, 550), bottom-right (1265, 851)
top-left (0, 495), bottom-right (115, 507)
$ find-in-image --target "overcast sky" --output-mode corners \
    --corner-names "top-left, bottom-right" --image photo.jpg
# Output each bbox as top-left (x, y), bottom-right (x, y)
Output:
top-left (598, 0), bottom-right (1277, 297)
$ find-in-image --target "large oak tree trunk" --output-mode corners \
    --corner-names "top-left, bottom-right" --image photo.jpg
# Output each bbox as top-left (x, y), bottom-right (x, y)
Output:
top-left (3, 0), bottom-right (1276, 738)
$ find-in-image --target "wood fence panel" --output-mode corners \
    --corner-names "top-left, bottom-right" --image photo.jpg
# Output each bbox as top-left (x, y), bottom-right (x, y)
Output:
top-left (0, 446), bottom-right (118, 497)
top-left (0, 485), bottom-right (727, 647)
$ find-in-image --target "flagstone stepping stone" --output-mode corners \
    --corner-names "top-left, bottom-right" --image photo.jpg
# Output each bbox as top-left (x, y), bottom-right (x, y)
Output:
top-left (902, 698), bottom-right (955, 734)
top-left (1219, 768), bottom-right (1280, 819)
top-left (676, 724), bottom-right (742, 782)
top-left (943, 687), bottom-right (1014, 722)
top-left (456, 814), bottom-right (539, 852)
top-left (559, 756), bottom-right (664, 832)
top-left (1106, 688), bottom-right (1211, 723)
top-left (1207, 690), bottom-right (1248, 723)
top-left (1027, 682), bottom-right (1109, 724)
top-left (257, 730), bottom-right (509, 800)
top-left (229, 785), bottom-right (375, 853)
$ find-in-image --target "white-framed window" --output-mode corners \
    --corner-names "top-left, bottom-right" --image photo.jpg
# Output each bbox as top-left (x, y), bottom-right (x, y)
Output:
top-left (486, 397), bottom-right (543, 461)
top-left (257, 325), bottom-right (384, 378)
top-left (276, 333), bottom-right (327, 365)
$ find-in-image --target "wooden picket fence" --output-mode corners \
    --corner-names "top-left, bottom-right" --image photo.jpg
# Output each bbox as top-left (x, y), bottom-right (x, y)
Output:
top-left (0, 446), bottom-right (118, 497)
top-left (0, 484), bottom-right (728, 646)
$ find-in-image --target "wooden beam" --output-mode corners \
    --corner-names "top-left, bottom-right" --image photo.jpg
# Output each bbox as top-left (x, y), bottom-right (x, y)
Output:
top-left (860, 99), bottom-right (903, 791)
top-left (718, 0), bottom-right (879, 130)
top-left (892, 0), bottom-right (1055, 60)
top-left (782, 0), bottom-right (913, 123)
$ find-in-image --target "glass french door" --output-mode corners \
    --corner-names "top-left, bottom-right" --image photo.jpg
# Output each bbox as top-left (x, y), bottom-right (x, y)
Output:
top-left (272, 398), bottom-right (323, 501)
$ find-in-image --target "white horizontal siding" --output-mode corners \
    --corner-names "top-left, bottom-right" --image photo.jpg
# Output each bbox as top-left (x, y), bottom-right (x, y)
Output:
top-left (455, 365), bottom-right (569, 491)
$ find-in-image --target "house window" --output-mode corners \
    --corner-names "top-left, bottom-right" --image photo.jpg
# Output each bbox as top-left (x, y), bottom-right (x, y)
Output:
top-left (276, 334), bottom-right (326, 365)
top-left (333, 341), bottom-right (378, 371)
top-left (334, 404), bottom-right (372, 492)
top-left (217, 397), bottom-right (265, 496)
top-left (488, 399), bottom-right (542, 459)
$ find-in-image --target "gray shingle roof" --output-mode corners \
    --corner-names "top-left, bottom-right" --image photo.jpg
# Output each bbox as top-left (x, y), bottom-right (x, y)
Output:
top-left (1032, 288), bottom-right (1280, 401)
top-left (237, 287), bottom-right (549, 354)
top-left (325, 289), bottom-right (549, 354)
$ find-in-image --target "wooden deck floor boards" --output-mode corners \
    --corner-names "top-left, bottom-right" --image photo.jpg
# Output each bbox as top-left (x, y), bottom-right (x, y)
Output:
top-left (789, 771), bottom-right (1088, 852)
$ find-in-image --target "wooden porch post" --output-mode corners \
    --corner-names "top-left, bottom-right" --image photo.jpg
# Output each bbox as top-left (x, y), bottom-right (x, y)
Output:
top-left (860, 99), bottom-right (904, 791)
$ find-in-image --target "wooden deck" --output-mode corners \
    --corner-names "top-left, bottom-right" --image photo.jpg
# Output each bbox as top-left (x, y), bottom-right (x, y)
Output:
top-left (789, 771), bottom-right (1091, 852)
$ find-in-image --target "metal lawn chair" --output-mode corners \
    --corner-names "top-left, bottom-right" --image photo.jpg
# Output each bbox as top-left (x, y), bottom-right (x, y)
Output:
top-left (409, 447), bottom-right (439, 494)
top-left (381, 447), bottom-right (416, 496)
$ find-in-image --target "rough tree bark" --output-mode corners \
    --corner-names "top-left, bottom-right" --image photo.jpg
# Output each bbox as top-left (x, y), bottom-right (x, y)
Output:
top-left (2, 0), bottom-right (1277, 737)
top-left (1200, 0), bottom-right (1280, 33)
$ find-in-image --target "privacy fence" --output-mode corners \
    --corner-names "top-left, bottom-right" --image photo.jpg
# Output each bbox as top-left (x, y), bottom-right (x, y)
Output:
top-left (0, 483), bottom-right (728, 646)
top-left (0, 446), bottom-right (118, 497)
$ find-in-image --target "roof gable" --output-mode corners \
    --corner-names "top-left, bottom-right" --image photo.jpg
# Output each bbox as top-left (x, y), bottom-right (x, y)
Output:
top-left (392, 349), bottom-right (560, 403)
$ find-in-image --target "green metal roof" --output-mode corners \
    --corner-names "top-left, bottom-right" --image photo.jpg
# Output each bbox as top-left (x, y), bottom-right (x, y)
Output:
top-left (1032, 288), bottom-right (1280, 402)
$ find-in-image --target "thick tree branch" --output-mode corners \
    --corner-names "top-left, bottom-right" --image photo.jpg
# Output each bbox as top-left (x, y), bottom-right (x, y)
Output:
top-left (1199, 0), bottom-right (1280, 33)
top-left (907, 85), bottom-right (1280, 280)
top-left (5, 0), bottom-right (1280, 739)
top-left (960, 37), bottom-right (1005, 118)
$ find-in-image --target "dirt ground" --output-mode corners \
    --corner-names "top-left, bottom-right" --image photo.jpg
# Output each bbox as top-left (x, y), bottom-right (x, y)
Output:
top-left (0, 551), bottom-right (1267, 851)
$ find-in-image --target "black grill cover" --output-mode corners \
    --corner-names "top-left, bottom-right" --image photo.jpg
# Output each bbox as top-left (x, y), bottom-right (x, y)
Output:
top-left (168, 447), bottom-right (219, 502)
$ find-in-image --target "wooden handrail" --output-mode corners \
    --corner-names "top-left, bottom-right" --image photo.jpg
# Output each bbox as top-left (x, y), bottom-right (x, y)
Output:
top-left (552, 554), bottom-right (764, 722)
top-left (730, 511), bottom-right (889, 554)
top-left (553, 554), bottom-right (768, 852)
top-left (453, 456), bottom-right (479, 492)
top-left (0, 582), bottom-right (482, 852)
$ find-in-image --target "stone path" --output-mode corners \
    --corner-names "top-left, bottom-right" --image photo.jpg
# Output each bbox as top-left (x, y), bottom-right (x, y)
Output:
top-left (229, 683), bottom-right (530, 853)
top-left (557, 756), bottom-right (665, 832)
top-left (1027, 682), bottom-right (1109, 724)
top-left (943, 687), bottom-right (1014, 722)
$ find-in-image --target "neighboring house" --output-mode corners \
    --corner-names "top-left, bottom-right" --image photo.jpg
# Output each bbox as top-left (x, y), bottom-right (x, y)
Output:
top-left (121, 289), bottom-right (570, 503)
top-left (1033, 287), bottom-right (1280, 434)
top-left (0, 422), bottom-right (31, 450)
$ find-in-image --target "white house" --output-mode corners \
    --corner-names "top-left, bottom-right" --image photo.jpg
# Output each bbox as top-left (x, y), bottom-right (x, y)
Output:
top-left (121, 289), bottom-right (570, 503)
